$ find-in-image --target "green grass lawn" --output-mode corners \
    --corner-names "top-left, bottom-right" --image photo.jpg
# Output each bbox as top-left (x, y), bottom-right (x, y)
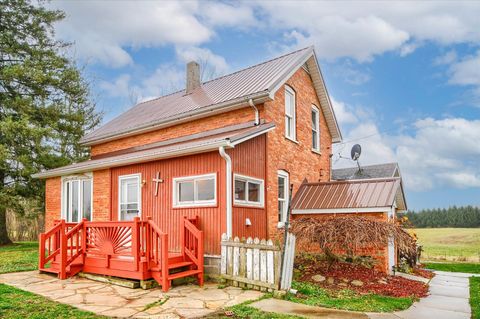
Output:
top-left (285, 281), bottom-right (414, 313)
top-left (424, 262), bottom-right (480, 274)
top-left (0, 242), bottom-right (38, 274)
top-left (471, 277), bottom-right (480, 319)
top-left (411, 228), bottom-right (480, 262)
top-left (0, 283), bottom-right (104, 319)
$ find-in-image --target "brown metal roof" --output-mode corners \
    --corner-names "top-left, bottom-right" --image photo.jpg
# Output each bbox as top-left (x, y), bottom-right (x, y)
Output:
top-left (81, 46), bottom-right (342, 145)
top-left (291, 178), bottom-right (406, 211)
top-left (33, 122), bottom-right (275, 179)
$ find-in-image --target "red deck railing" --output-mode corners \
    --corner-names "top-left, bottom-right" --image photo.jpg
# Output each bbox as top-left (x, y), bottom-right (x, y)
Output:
top-left (38, 216), bottom-right (204, 291)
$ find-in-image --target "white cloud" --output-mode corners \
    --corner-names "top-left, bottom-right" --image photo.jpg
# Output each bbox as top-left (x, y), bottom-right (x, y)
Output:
top-left (448, 51), bottom-right (480, 86)
top-left (175, 47), bottom-right (229, 80)
top-left (332, 99), bottom-right (480, 191)
top-left (330, 97), bottom-right (358, 125)
top-left (51, 1), bottom-right (212, 67)
top-left (434, 50), bottom-right (457, 66)
top-left (99, 74), bottom-right (131, 98)
top-left (254, 1), bottom-right (480, 62)
top-left (200, 2), bottom-right (255, 28)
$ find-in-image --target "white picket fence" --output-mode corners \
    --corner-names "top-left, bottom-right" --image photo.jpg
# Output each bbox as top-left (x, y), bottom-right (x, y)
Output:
top-left (220, 232), bottom-right (296, 291)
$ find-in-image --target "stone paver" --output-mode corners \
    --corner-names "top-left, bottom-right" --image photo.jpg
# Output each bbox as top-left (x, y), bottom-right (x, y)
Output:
top-left (368, 270), bottom-right (475, 319)
top-left (0, 271), bottom-right (263, 318)
top-left (250, 298), bottom-right (368, 319)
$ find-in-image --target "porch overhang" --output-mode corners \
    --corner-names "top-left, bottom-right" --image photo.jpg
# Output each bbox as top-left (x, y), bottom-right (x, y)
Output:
top-left (32, 121), bottom-right (275, 179)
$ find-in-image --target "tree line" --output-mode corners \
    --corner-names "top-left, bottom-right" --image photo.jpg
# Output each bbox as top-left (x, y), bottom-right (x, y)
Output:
top-left (400, 206), bottom-right (480, 228)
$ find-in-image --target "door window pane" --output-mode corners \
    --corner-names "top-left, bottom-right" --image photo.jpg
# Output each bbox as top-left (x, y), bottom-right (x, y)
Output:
top-left (71, 180), bottom-right (79, 222)
top-left (120, 175), bottom-right (140, 221)
top-left (82, 180), bottom-right (92, 221)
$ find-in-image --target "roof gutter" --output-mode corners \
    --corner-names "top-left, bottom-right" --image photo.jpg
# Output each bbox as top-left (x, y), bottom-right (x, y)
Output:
top-left (33, 140), bottom-right (231, 179)
top-left (81, 91), bottom-right (271, 146)
top-left (219, 146), bottom-right (233, 238)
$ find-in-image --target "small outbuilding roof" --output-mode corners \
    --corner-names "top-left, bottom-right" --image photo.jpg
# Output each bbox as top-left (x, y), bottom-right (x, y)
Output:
top-left (33, 121), bottom-right (274, 179)
top-left (81, 46), bottom-right (342, 146)
top-left (291, 177), bottom-right (407, 213)
top-left (332, 163), bottom-right (399, 181)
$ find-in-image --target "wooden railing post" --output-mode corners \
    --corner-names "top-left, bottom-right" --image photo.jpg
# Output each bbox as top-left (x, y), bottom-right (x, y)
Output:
top-left (38, 233), bottom-right (45, 270)
top-left (181, 217), bottom-right (186, 258)
top-left (161, 233), bottom-right (169, 292)
top-left (146, 217), bottom-right (152, 266)
top-left (59, 220), bottom-right (67, 279)
top-left (198, 229), bottom-right (204, 286)
top-left (82, 218), bottom-right (87, 264)
top-left (132, 217), bottom-right (140, 271)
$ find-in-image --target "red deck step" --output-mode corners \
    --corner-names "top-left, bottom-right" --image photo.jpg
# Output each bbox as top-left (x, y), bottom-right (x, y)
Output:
top-left (168, 269), bottom-right (202, 281)
top-left (169, 261), bottom-right (193, 270)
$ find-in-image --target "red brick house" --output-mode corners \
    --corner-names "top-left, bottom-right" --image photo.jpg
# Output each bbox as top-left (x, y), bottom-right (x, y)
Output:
top-left (33, 46), bottom-right (404, 286)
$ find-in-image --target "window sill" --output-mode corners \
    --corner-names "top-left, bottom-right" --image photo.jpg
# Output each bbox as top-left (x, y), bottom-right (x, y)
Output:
top-left (234, 202), bottom-right (265, 209)
top-left (173, 202), bottom-right (217, 209)
top-left (285, 136), bottom-right (299, 144)
top-left (311, 149), bottom-right (321, 155)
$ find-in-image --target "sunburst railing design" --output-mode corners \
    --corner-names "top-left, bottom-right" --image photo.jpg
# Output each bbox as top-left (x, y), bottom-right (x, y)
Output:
top-left (86, 223), bottom-right (133, 256)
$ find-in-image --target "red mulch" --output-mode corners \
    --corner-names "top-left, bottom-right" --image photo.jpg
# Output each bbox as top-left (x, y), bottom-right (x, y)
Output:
top-left (413, 265), bottom-right (435, 279)
top-left (295, 256), bottom-right (429, 298)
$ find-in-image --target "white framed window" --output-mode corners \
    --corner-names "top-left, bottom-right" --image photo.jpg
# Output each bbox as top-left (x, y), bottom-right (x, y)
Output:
top-left (285, 85), bottom-right (296, 141)
top-left (277, 170), bottom-right (289, 227)
top-left (173, 173), bottom-right (216, 207)
top-left (119, 174), bottom-right (141, 221)
top-left (311, 105), bottom-right (320, 152)
top-left (234, 174), bottom-right (264, 207)
top-left (62, 176), bottom-right (92, 223)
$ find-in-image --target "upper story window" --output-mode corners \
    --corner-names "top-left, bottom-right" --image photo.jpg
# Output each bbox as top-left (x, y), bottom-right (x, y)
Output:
top-left (62, 176), bottom-right (92, 222)
top-left (173, 173), bottom-right (216, 208)
top-left (277, 170), bottom-right (289, 227)
top-left (119, 174), bottom-right (141, 221)
top-left (284, 85), bottom-right (296, 141)
top-left (311, 105), bottom-right (320, 152)
top-left (234, 174), bottom-right (264, 207)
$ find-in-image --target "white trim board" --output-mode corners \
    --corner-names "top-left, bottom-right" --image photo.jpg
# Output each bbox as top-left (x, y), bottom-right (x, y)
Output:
top-left (292, 207), bottom-right (392, 214)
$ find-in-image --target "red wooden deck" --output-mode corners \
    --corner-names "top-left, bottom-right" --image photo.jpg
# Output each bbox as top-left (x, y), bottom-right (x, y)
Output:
top-left (38, 216), bottom-right (204, 292)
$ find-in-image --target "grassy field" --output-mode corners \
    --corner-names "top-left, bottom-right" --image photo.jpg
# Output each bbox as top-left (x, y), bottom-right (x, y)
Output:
top-left (424, 262), bottom-right (480, 274)
top-left (410, 228), bottom-right (480, 262)
top-left (471, 277), bottom-right (480, 319)
top-left (0, 242), bottom-right (38, 274)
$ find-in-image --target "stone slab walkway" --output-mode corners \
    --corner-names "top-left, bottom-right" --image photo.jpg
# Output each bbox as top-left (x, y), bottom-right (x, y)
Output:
top-left (0, 271), bottom-right (263, 318)
top-left (250, 298), bottom-right (368, 319)
top-left (368, 271), bottom-right (474, 319)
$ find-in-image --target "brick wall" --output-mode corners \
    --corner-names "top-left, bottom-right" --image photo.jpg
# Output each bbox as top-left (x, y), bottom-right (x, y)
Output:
top-left (45, 177), bottom-right (61, 229)
top-left (93, 169), bottom-right (111, 221)
top-left (91, 106), bottom-right (265, 157)
top-left (263, 67), bottom-right (333, 237)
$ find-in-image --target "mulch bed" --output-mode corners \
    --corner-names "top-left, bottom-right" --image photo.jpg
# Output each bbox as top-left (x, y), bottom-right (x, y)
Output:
top-left (295, 255), bottom-right (429, 298)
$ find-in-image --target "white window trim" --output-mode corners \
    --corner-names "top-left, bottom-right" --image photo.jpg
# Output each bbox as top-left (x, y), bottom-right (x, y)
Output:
top-left (277, 170), bottom-right (289, 228)
top-left (284, 85), bottom-right (297, 142)
top-left (311, 105), bottom-right (320, 153)
top-left (172, 173), bottom-right (217, 208)
top-left (61, 174), bottom-right (93, 222)
top-left (233, 174), bottom-right (265, 208)
top-left (118, 173), bottom-right (142, 220)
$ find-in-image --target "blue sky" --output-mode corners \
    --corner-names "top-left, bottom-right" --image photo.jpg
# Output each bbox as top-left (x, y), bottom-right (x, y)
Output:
top-left (49, 1), bottom-right (480, 210)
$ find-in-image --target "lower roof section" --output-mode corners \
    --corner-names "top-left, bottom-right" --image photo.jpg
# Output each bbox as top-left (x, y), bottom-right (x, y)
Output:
top-left (33, 121), bottom-right (275, 179)
top-left (291, 177), bottom-right (407, 213)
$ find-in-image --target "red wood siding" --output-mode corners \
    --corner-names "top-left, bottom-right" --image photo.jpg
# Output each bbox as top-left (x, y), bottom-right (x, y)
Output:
top-left (229, 135), bottom-right (267, 239)
top-left (111, 151), bottom-right (226, 255)
top-left (108, 135), bottom-right (267, 255)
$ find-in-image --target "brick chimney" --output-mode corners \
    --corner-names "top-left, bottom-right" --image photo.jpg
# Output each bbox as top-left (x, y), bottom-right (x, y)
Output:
top-left (186, 61), bottom-right (200, 94)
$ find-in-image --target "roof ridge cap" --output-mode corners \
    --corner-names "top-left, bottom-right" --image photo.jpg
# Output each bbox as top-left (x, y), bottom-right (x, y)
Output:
top-left (134, 47), bottom-right (312, 107)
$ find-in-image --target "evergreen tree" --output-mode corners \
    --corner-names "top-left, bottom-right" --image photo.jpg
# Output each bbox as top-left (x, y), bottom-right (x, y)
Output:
top-left (402, 206), bottom-right (480, 228)
top-left (0, 0), bottom-right (101, 244)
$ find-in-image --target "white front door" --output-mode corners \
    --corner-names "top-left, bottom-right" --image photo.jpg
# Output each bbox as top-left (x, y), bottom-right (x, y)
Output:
top-left (119, 174), bottom-right (141, 221)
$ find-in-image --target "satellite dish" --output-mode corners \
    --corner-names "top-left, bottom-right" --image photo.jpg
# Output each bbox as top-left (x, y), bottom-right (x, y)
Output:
top-left (351, 144), bottom-right (361, 161)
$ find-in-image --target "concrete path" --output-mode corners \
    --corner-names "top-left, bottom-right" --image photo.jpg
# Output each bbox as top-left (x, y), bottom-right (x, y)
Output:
top-left (0, 271), bottom-right (263, 318)
top-left (250, 298), bottom-right (368, 319)
top-left (368, 271), bottom-right (474, 319)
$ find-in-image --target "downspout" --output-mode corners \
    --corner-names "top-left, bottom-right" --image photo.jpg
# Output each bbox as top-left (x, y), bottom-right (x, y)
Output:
top-left (219, 146), bottom-right (233, 238)
top-left (248, 99), bottom-right (260, 125)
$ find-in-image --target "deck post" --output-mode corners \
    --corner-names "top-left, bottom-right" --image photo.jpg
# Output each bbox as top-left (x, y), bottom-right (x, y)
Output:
top-left (82, 218), bottom-right (87, 264)
top-left (59, 220), bottom-right (67, 279)
top-left (181, 217), bottom-right (186, 259)
top-left (38, 233), bottom-right (45, 270)
top-left (132, 217), bottom-right (140, 271)
top-left (146, 217), bottom-right (152, 267)
top-left (161, 233), bottom-right (169, 292)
